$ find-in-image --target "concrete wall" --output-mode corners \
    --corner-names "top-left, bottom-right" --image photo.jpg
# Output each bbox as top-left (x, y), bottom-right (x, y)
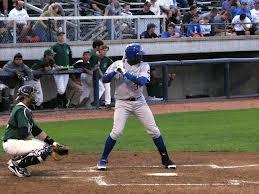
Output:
top-left (1, 36), bottom-right (259, 61)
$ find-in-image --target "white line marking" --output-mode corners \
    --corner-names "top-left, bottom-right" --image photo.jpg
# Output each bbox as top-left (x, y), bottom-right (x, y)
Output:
top-left (92, 176), bottom-right (108, 186)
top-left (146, 173), bottom-right (178, 177)
top-left (102, 183), bottom-right (230, 186)
top-left (110, 164), bottom-right (259, 169)
top-left (230, 180), bottom-right (259, 185)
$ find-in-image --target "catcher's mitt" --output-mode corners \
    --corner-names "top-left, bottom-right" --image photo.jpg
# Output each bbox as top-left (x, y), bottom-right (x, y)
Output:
top-left (51, 142), bottom-right (69, 161)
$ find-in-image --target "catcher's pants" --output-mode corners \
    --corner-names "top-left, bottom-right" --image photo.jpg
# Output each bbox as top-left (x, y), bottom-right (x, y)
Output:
top-left (33, 79), bottom-right (43, 106)
top-left (3, 139), bottom-right (47, 156)
top-left (53, 74), bottom-right (69, 95)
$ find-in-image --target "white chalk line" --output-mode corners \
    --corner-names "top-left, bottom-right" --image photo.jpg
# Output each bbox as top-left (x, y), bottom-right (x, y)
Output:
top-left (97, 164), bottom-right (259, 169)
top-left (94, 176), bottom-right (259, 186)
top-left (146, 173), bottom-right (178, 176)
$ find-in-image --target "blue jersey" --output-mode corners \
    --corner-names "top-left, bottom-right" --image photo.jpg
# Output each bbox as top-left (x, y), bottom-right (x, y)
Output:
top-left (187, 22), bottom-right (201, 37)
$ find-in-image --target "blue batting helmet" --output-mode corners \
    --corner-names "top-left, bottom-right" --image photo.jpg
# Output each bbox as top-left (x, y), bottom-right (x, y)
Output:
top-left (125, 43), bottom-right (145, 61)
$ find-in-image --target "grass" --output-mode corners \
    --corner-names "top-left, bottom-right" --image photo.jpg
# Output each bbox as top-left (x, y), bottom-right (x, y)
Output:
top-left (1, 108), bottom-right (259, 156)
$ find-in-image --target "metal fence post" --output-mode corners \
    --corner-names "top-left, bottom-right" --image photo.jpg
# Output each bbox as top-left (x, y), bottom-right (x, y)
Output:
top-left (47, 19), bottom-right (51, 42)
top-left (224, 62), bottom-right (230, 98)
top-left (111, 18), bottom-right (114, 40)
top-left (137, 18), bottom-right (140, 39)
top-left (93, 69), bottom-right (100, 108)
top-left (64, 19), bottom-right (67, 42)
top-left (162, 64), bottom-right (169, 101)
top-left (13, 20), bottom-right (16, 44)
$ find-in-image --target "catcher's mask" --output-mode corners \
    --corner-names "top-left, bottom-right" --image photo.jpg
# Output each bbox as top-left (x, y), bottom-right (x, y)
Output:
top-left (124, 43), bottom-right (145, 65)
top-left (16, 85), bottom-right (37, 104)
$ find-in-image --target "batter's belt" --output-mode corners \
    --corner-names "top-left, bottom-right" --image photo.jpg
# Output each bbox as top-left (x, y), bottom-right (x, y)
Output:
top-left (123, 96), bottom-right (141, 101)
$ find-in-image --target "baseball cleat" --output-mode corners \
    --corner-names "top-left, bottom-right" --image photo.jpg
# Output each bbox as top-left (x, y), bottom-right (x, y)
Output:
top-left (7, 159), bottom-right (31, 177)
top-left (162, 159), bottom-right (176, 169)
top-left (97, 159), bottom-right (107, 170)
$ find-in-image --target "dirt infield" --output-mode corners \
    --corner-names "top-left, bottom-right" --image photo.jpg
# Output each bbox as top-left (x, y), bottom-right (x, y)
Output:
top-left (1, 98), bottom-right (259, 193)
top-left (0, 153), bottom-right (259, 193)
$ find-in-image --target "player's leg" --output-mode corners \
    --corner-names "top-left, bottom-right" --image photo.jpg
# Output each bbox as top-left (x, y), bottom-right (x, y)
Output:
top-left (97, 100), bottom-right (131, 170)
top-left (79, 73), bottom-right (91, 106)
top-left (33, 79), bottom-right (43, 107)
top-left (3, 139), bottom-right (52, 177)
top-left (98, 80), bottom-right (105, 100)
top-left (134, 101), bottom-right (176, 169)
top-left (103, 83), bottom-right (111, 106)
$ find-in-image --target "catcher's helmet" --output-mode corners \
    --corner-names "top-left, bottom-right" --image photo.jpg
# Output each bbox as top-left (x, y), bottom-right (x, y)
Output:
top-left (125, 43), bottom-right (145, 61)
top-left (16, 85), bottom-right (36, 103)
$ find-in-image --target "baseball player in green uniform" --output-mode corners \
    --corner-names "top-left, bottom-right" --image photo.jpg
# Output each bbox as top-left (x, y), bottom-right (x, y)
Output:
top-left (97, 43), bottom-right (176, 170)
top-left (2, 85), bottom-right (62, 177)
top-left (51, 30), bottom-right (72, 107)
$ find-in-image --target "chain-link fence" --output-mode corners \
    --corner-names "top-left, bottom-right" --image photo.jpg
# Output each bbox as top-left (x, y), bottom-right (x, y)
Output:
top-left (1, 15), bottom-right (256, 44)
top-left (0, 15), bottom-right (166, 43)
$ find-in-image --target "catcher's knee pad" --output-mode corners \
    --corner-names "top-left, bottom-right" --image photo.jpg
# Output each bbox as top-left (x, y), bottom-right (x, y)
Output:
top-left (17, 144), bottom-right (52, 168)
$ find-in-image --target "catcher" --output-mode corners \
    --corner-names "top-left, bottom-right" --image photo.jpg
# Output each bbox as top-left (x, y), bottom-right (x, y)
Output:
top-left (2, 85), bottom-right (68, 177)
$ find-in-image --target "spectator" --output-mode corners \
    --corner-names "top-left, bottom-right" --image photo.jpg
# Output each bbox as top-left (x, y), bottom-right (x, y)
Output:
top-left (0, 20), bottom-right (13, 43)
top-left (222, 0), bottom-right (239, 19)
top-left (245, 0), bottom-right (255, 10)
top-left (161, 23), bottom-right (181, 38)
top-left (51, 29), bottom-right (72, 108)
top-left (0, 68), bottom-right (10, 111)
top-left (159, 0), bottom-right (178, 16)
top-left (147, 0), bottom-right (161, 15)
top-left (166, 7), bottom-right (181, 27)
top-left (146, 67), bottom-right (175, 100)
top-left (182, 5), bottom-right (198, 25)
top-left (104, 0), bottom-right (121, 40)
top-left (232, 13), bottom-right (252, 35)
top-left (3, 53), bottom-right (33, 103)
top-left (187, 14), bottom-right (204, 37)
top-left (182, 5), bottom-right (198, 34)
top-left (73, 51), bottom-right (96, 108)
top-left (7, 1), bottom-right (30, 42)
top-left (211, 11), bottom-right (232, 36)
top-left (0, 0), bottom-right (12, 15)
top-left (97, 44), bottom-right (113, 108)
top-left (43, 0), bottom-right (64, 16)
top-left (251, 0), bottom-right (259, 35)
top-left (121, 2), bottom-right (133, 34)
top-left (137, 1), bottom-right (155, 15)
top-left (33, 3), bottom-right (60, 42)
top-left (199, 7), bottom-right (218, 22)
top-left (31, 49), bottom-right (57, 108)
top-left (200, 16), bottom-right (212, 36)
top-left (140, 23), bottom-right (159, 38)
top-left (176, 0), bottom-right (188, 8)
top-left (236, 1), bottom-right (252, 20)
top-left (79, 0), bottom-right (103, 16)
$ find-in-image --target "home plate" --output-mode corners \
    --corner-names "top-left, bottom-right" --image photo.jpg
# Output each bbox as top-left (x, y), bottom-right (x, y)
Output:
top-left (146, 173), bottom-right (178, 177)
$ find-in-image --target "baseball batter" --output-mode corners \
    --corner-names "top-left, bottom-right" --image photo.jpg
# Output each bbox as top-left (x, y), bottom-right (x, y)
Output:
top-left (97, 43), bottom-right (176, 170)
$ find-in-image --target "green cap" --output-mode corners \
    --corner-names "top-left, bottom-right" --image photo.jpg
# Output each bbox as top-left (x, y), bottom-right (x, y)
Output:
top-left (44, 49), bottom-right (56, 56)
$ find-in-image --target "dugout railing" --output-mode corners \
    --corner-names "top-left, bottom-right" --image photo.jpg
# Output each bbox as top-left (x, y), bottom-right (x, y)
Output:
top-left (1, 57), bottom-right (259, 109)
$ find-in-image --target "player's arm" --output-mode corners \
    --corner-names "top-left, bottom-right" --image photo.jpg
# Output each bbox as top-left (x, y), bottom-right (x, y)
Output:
top-left (102, 71), bottom-right (117, 83)
top-left (117, 63), bottom-right (149, 86)
top-left (102, 61), bottom-right (118, 83)
top-left (124, 72), bottom-right (148, 86)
